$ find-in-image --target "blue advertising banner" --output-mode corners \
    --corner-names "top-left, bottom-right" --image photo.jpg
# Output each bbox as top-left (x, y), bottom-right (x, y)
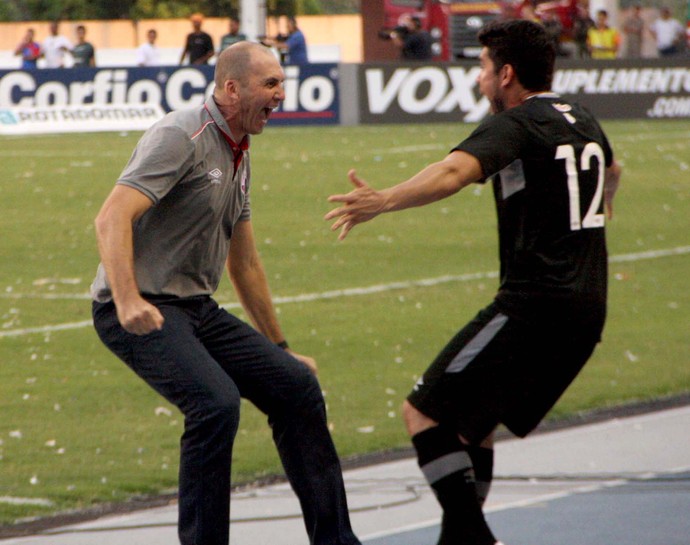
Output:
top-left (0, 63), bottom-right (340, 135)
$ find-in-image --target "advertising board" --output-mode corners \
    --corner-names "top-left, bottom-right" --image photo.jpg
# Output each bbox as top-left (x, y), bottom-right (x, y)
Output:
top-left (1, 58), bottom-right (687, 134)
top-left (358, 58), bottom-right (690, 124)
top-left (0, 63), bottom-right (340, 135)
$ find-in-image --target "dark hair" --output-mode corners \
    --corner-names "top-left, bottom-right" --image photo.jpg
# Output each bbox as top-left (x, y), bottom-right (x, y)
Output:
top-left (410, 16), bottom-right (422, 29)
top-left (478, 19), bottom-right (555, 91)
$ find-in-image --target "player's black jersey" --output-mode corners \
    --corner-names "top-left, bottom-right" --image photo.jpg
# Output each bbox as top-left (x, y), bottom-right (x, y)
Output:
top-left (454, 94), bottom-right (613, 323)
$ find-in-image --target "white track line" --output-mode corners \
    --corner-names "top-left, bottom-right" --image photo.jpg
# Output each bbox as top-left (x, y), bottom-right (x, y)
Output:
top-left (358, 479), bottom-right (627, 542)
top-left (1, 245), bottom-right (688, 339)
top-left (360, 464), bottom-right (690, 542)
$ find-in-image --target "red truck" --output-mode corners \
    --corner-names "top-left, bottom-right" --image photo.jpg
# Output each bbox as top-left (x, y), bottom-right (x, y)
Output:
top-left (382, 0), bottom-right (580, 60)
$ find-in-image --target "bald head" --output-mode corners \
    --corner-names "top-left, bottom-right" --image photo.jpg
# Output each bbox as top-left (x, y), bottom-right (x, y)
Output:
top-left (214, 41), bottom-right (276, 90)
top-left (212, 41), bottom-right (285, 139)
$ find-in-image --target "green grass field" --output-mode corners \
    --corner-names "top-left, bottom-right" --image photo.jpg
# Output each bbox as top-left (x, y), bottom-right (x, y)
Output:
top-left (1, 120), bottom-right (689, 526)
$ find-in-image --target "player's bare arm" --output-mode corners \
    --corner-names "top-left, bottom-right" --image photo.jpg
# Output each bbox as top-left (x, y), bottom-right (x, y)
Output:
top-left (604, 159), bottom-right (622, 219)
top-left (227, 219), bottom-right (317, 374)
top-left (325, 150), bottom-right (482, 240)
top-left (94, 184), bottom-right (164, 335)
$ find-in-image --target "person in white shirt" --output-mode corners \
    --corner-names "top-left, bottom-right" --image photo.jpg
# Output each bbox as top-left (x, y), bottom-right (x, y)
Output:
top-left (41, 21), bottom-right (72, 68)
top-left (136, 29), bottom-right (161, 67)
top-left (649, 6), bottom-right (685, 56)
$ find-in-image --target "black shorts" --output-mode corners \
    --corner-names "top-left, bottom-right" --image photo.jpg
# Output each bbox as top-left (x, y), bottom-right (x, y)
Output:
top-left (407, 301), bottom-right (603, 443)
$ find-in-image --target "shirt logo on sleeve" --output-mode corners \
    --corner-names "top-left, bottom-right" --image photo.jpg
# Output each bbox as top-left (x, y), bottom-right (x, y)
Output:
top-left (208, 168), bottom-right (223, 184)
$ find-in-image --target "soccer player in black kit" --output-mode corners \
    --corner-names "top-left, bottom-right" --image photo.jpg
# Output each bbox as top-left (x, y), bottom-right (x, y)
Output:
top-left (326, 20), bottom-right (622, 545)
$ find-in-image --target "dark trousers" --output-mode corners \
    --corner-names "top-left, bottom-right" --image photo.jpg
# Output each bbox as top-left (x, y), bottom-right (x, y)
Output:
top-left (93, 296), bottom-right (360, 545)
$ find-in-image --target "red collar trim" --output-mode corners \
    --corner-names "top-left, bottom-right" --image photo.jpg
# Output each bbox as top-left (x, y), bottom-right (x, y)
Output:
top-left (204, 104), bottom-right (249, 173)
top-left (219, 130), bottom-right (249, 155)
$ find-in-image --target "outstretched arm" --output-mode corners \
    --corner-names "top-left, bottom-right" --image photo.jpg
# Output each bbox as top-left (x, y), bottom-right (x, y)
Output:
top-left (325, 150), bottom-right (483, 240)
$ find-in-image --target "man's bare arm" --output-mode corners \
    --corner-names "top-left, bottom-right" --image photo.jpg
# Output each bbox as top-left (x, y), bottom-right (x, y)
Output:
top-left (94, 185), bottom-right (164, 335)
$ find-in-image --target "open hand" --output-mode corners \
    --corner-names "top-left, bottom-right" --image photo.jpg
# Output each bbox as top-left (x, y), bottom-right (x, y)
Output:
top-left (324, 169), bottom-right (386, 240)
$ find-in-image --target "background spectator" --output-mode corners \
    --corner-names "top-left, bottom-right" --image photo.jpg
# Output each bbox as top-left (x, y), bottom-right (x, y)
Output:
top-left (42, 20), bottom-right (72, 68)
top-left (266, 16), bottom-right (309, 65)
top-left (622, 4), bottom-right (644, 58)
top-left (572, 0), bottom-right (595, 58)
top-left (649, 6), bottom-right (685, 56)
top-left (14, 28), bottom-right (40, 70)
top-left (521, 4), bottom-right (541, 24)
top-left (136, 29), bottom-right (161, 66)
top-left (218, 16), bottom-right (246, 53)
top-left (392, 14), bottom-right (434, 61)
top-left (587, 9), bottom-right (620, 59)
top-left (179, 12), bottom-right (214, 65)
top-left (71, 25), bottom-right (95, 68)
top-left (540, 11), bottom-right (565, 56)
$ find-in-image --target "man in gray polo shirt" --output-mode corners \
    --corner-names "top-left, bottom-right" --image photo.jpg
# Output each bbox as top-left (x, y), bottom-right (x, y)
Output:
top-left (91, 42), bottom-right (360, 545)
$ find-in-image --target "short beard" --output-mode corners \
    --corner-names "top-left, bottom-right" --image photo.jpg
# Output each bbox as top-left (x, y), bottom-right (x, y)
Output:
top-left (489, 79), bottom-right (506, 113)
top-left (491, 96), bottom-right (506, 114)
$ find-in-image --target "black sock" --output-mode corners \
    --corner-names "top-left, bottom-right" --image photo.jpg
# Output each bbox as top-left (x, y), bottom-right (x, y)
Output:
top-left (467, 445), bottom-right (494, 506)
top-left (412, 426), bottom-right (496, 545)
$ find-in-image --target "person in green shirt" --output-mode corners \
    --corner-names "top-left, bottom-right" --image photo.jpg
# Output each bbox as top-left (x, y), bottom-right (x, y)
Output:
top-left (71, 25), bottom-right (95, 68)
top-left (218, 16), bottom-right (247, 53)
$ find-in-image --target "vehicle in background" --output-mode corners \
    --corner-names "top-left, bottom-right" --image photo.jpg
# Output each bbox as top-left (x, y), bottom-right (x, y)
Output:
top-left (381, 0), bottom-right (580, 60)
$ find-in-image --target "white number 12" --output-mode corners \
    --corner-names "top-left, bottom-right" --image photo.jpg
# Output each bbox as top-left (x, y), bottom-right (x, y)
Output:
top-left (555, 143), bottom-right (605, 231)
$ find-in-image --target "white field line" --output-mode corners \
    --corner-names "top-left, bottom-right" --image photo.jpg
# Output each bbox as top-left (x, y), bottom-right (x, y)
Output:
top-left (0, 245), bottom-right (688, 339)
top-left (370, 143), bottom-right (448, 155)
top-left (1, 292), bottom-right (93, 300)
top-left (0, 496), bottom-right (54, 507)
top-left (608, 245), bottom-right (690, 262)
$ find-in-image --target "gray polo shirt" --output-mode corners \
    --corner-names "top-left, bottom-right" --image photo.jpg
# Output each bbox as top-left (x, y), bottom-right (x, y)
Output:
top-left (91, 96), bottom-right (251, 302)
